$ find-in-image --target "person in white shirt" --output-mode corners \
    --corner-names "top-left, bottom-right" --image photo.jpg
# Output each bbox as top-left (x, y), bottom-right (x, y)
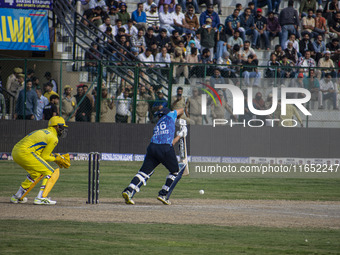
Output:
top-left (116, 89), bottom-right (132, 123)
top-left (112, 19), bottom-right (123, 36)
top-left (123, 19), bottom-right (138, 38)
top-left (138, 48), bottom-right (155, 66)
top-left (217, 51), bottom-right (236, 78)
top-left (284, 34), bottom-right (299, 52)
top-left (155, 46), bottom-right (171, 80)
top-left (77, 0), bottom-right (91, 14)
top-left (89, 0), bottom-right (106, 9)
top-left (171, 4), bottom-right (186, 35)
top-left (159, 4), bottom-right (175, 36)
top-left (239, 41), bottom-right (257, 61)
top-left (155, 47), bottom-right (171, 65)
top-left (143, 0), bottom-right (154, 12)
top-left (297, 51), bottom-right (316, 74)
top-left (98, 17), bottom-right (114, 34)
top-left (319, 73), bottom-right (339, 110)
top-left (35, 88), bottom-right (49, 121)
top-left (138, 48), bottom-right (155, 86)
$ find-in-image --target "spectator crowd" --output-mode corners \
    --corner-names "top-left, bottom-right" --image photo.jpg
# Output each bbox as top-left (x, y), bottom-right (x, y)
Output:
top-left (2, 0), bottom-right (340, 125)
top-left (78, 0), bottom-right (340, 116)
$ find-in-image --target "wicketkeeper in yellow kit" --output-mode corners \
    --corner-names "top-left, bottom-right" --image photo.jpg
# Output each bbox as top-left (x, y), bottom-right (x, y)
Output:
top-left (10, 116), bottom-right (71, 205)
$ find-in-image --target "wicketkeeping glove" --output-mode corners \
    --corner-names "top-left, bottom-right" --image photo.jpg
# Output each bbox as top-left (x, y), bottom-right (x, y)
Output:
top-left (55, 153), bottom-right (71, 169)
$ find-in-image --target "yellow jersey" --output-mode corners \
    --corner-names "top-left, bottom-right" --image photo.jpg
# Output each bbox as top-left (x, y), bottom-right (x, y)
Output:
top-left (12, 127), bottom-right (58, 162)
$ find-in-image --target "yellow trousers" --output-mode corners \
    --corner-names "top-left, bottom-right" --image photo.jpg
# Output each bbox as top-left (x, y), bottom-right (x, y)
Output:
top-left (12, 148), bottom-right (54, 190)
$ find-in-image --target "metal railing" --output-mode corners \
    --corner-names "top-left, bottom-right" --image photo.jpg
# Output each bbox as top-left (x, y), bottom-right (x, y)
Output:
top-left (52, 0), bottom-right (169, 92)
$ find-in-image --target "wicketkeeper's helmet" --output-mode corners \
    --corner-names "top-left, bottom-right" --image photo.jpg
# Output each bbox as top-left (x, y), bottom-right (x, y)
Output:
top-left (48, 116), bottom-right (68, 138)
top-left (48, 116), bottom-right (68, 128)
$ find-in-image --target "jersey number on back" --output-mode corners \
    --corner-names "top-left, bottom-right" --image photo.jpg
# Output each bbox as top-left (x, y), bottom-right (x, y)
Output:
top-left (155, 121), bottom-right (167, 132)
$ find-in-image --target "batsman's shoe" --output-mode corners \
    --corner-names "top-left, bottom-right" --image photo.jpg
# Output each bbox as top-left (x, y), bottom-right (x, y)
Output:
top-left (10, 195), bottom-right (28, 204)
top-left (157, 195), bottom-right (171, 205)
top-left (122, 191), bottom-right (135, 205)
top-left (33, 197), bottom-right (57, 205)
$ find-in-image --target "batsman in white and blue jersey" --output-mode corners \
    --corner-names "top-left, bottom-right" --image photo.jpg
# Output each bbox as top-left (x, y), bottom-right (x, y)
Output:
top-left (122, 107), bottom-right (187, 205)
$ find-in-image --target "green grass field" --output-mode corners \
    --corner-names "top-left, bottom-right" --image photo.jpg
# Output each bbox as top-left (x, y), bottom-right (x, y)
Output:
top-left (1, 161), bottom-right (340, 254)
top-left (2, 161), bottom-right (339, 201)
top-left (1, 220), bottom-right (340, 255)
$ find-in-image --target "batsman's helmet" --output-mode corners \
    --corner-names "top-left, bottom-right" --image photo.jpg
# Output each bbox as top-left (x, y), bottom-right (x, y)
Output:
top-left (156, 107), bottom-right (171, 117)
top-left (48, 116), bottom-right (68, 128)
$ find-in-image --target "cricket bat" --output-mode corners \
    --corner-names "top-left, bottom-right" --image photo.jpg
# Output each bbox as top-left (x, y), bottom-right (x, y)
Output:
top-left (179, 126), bottom-right (189, 176)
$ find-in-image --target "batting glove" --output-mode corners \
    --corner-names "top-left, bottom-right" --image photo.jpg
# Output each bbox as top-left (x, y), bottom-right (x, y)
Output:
top-left (175, 119), bottom-right (187, 127)
top-left (177, 126), bottom-right (187, 138)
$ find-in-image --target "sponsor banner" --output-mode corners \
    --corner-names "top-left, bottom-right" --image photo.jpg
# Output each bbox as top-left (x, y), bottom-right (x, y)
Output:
top-left (68, 153), bottom-right (76, 161)
top-left (191, 156), bottom-right (221, 163)
top-left (134, 154), bottom-right (145, 161)
top-left (74, 153), bottom-right (88, 161)
top-left (101, 153), bottom-right (133, 161)
top-left (295, 158), bottom-right (306, 165)
top-left (268, 158), bottom-right (276, 164)
top-left (0, 153), bottom-right (11, 160)
top-left (276, 158), bottom-right (285, 165)
top-left (1, 152), bottom-right (339, 164)
top-left (323, 159), bottom-right (334, 165)
top-left (313, 158), bottom-right (326, 164)
top-left (305, 158), bottom-right (334, 165)
top-left (176, 155), bottom-right (190, 161)
top-left (334, 159), bottom-right (340, 164)
top-left (0, 0), bottom-right (53, 10)
top-left (305, 158), bottom-right (322, 164)
top-left (249, 157), bottom-right (275, 164)
top-left (0, 8), bottom-right (50, 51)
top-left (221, 157), bottom-right (250, 164)
top-left (276, 158), bottom-right (304, 165)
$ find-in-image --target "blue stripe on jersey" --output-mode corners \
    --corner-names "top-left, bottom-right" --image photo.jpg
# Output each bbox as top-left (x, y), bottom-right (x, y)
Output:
top-left (151, 110), bottom-right (177, 145)
top-left (29, 142), bottom-right (47, 149)
top-left (31, 152), bottom-right (54, 173)
top-left (35, 146), bottom-right (46, 151)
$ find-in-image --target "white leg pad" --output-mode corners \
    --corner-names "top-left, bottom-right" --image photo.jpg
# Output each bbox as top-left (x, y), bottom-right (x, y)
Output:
top-left (128, 183), bottom-right (140, 192)
top-left (162, 185), bottom-right (170, 192)
top-left (136, 174), bottom-right (147, 186)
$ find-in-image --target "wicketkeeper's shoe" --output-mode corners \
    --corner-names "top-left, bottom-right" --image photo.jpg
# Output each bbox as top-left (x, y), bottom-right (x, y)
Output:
top-left (10, 195), bottom-right (27, 204)
top-left (157, 195), bottom-right (171, 205)
top-left (33, 197), bottom-right (57, 205)
top-left (122, 190), bottom-right (135, 205)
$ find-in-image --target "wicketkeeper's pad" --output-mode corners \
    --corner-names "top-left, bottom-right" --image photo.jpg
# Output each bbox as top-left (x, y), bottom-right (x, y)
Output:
top-left (42, 168), bottom-right (60, 198)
